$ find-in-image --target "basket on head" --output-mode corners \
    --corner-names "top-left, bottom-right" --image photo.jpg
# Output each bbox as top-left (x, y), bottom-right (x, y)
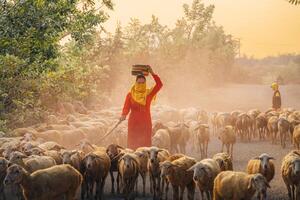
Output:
top-left (132, 64), bottom-right (150, 76)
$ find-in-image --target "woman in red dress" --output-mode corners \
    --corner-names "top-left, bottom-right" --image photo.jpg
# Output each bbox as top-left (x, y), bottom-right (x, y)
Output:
top-left (120, 66), bottom-right (163, 150)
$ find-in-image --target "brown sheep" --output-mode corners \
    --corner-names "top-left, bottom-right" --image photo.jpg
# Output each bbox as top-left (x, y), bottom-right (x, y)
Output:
top-left (152, 129), bottom-right (171, 151)
top-left (256, 113), bottom-right (268, 140)
top-left (0, 157), bottom-right (8, 200)
top-left (246, 153), bottom-right (275, 182)
top-left (194, 124), bottom-right (209, 159)
top-left (281, 150), bottom-right (300, 200)
top-left (106, 144), bottom-right (125, 194)
top-left (212, 152), bottom-right (233, 171)
top-left (4, 164), bottom-right (82, 200)
top-left (118, 153), bottom-right (140, 199)
top-left (293, 125), bottom-right (300, 150)
top-left (268, 116), bottom-right (279, 144)
top-left (37, 141), bottom-right (64, 152)
top-left (160, 156), bottom-right (196, 200)
top-left (61, 150), bottom-right (83, 171)
top-left (213, 171), bottom-right (270, 200)
top-left (278, 117), bottom-right (290, 148)
top-left (25, 147), bottom-right (63, 165)
top-left (134, 150), bottom-right (149, 196)
top-left (188, 159), bottom-right (221, 200)
top-left (218, 125), bottom-right (236, 158)
top-left (81, 150), bottom-right (111, 200)
top-left (147, 147), bottom-right (170, 198)
top-left (9, 151), bottom-right (56, 173)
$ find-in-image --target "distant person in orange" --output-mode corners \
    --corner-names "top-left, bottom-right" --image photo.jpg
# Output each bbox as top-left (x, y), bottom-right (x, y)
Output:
top-left (120, 66), bottom-right (163, 150)
top-left (271, 82), bottom-right (281, 110)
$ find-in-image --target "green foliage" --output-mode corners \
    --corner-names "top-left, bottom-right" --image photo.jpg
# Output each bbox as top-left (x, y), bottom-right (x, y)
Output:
top-left (0, 0), bottom-right (113, 129)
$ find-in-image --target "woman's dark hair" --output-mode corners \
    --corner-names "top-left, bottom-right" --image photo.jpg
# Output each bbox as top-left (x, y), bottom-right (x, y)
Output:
top-left (136, 74), bottom-right (146, 81)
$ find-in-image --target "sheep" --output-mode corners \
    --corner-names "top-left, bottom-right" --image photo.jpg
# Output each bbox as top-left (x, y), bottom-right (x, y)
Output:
top-left (106, 144), bottom-right (125, 194)
top-left (293, 125), bottom-right (300, 150)
top-left (268, 116), bottom-right (279, 144)
top-left (246, 153), bottom-right (275, 182)
top-left (147, 146), bottom-right (170, 198)
top-left (160, 156), bottom-right (196, 200)
top-left (278, 117), bottom-right (290, 148)
top-left (212, 152), bottom-right (233, 171)
top-left (38, 141), bottom-right (65, 151)
top-left (4, 164), bottom-right (82, 200)
top-left (134, 150), bottom-right (149, 196)
top-left (0, 157), bottom-right (8, 200)
top-left (235, 113), bottom-right (251, 141)
top-left (61, 150), bottom-right (83, 171)
top-left (218, 125), bottom-right (236, 158)
top-left (188, 158), bottom-right (221, 200)
top-left (256, 113), bottom-right (268, 140)
top-left (281, 150), bottom-right (300, 200)
top-left (194, 123), bottom-right (209, 159)
top-left (156, 122), bottom-right (189, 153)
top-left (81, 150), bottom-right (111, 200)
top-left (118, 153), bottom-right (140, 200)
top-left (213, 171), bottom-right (270, 200)
top-left (9, 151), bottom-right (56, 173)
top-left (25, 147), bottom-right (63, 165)
top-left (152, 129), bottom-right (171, 150)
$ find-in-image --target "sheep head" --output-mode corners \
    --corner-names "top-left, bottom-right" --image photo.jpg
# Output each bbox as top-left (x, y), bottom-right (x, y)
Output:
top-left (9, 151), bottom-right (28, 166)
top-left (248, 174), bottom-right (270, 199)
top-left (3, 164), bottom-right (27, 185)
top-left (148, 147), bottom-right (163, 164)
top-left (253, 153), bottom-right (275, 174)
top-left (0, 157), bottom-right (8, 173)
top-left (119, 154), bottom-right (139, 170)
top-left (188, 162), bottom-right (212, 183)
top-left (291, 158), bottom-right (300, 176)
top-left (160, 161), bottom-right (176, 179)
top-left (24, 147), bottom-right (45, 156)
top-left (106, 144), bottom-right (124, 160)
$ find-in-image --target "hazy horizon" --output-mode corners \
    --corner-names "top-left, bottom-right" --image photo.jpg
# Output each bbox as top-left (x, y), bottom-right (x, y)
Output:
top-left (104, 0), bottom-right (300, 58)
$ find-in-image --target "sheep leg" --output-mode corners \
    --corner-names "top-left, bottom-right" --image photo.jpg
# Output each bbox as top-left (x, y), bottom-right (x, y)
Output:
top-left (230, 144), bottom-right (234, 159)
top-left (116, 172), bottom-right (121, 194)
top-left (150, 174), bottom-right (153, 194)
top-left (110, 170), bottom-right (115, 194)
top-left (172, 185), bottom-right (179, 200)
top-left (187, 182), bottom-right (195, 200)
top-left (221, 143), bottom-right (224, 153)
top-left (179, 186), bottom-right (185, 200)
top-left (141, 173), bottom-right (146, 196)
top-left (205, 141), bottom-right (208, 158)
top-left (165, 180), bottom-right (169, 200)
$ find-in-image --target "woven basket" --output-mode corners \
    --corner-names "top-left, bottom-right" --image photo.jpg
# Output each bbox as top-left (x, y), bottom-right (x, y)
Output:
top-left (132, 64), bottom-right (150, 76)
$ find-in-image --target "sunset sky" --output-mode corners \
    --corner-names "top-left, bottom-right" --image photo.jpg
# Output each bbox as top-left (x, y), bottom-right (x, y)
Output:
top-left (105, 0), bottom-right (300, 58)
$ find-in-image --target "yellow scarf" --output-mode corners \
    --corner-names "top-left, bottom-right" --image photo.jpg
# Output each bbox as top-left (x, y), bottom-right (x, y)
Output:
top-left (130, 83), bottom-right (154, 105)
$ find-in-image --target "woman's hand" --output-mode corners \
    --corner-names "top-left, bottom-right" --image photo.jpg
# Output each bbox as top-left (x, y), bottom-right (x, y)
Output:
top-left (119, 115), bottom-right (126, 121)
top-left (148, 65), bottom-right (155, 75)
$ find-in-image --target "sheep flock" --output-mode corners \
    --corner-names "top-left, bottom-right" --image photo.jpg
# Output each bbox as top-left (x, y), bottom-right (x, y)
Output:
top-left (1, 102), bottom-right (300, 200)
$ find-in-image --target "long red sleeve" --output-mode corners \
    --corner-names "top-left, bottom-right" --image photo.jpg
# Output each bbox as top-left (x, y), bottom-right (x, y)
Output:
top-left (147, 73), bottom-right (163, 100)
top-left (122, 93), bottom-right (131, 116)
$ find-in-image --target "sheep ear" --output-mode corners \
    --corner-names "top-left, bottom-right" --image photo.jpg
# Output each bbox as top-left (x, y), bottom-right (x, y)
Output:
top-left (8, 162), bottom-right (13, 167)
top-left (217, 160), bottom-right (225, 169)
top-left (248, 177), bottom-right (255, 190)
top-left (253, 156), bottom-right (260, 160)
top-left (268, 157), bottom-right (275, 160)
top-left (187, 164), bottom-right (196, 172)
top-left (116, 145), bottom-right (124, 150)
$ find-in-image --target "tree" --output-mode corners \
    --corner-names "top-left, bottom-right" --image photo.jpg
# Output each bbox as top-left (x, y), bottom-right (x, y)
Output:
top-left (0, 0), bottom-right (113, 129)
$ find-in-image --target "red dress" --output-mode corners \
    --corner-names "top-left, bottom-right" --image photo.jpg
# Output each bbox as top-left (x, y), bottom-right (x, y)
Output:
top-left (121, 74), bottom-right (163, 150)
